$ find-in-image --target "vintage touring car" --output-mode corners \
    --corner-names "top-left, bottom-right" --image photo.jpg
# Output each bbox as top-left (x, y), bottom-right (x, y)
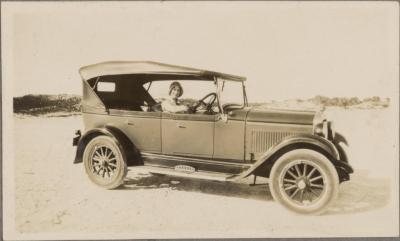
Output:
top-left (73, 61), bottom-right (353, 214)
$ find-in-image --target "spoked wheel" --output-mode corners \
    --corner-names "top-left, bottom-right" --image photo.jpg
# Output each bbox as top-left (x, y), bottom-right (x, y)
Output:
top-left (83, 136), bottom-right (127, 189)
top-left (269, 149), bottom-right (339, 215)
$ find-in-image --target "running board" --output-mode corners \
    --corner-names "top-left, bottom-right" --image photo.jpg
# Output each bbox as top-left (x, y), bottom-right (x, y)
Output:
top-left (134, 165), bottom-right (238, 182)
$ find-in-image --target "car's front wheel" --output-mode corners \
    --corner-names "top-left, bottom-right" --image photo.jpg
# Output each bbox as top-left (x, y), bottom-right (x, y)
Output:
top-left (269, 149), bottom-right (339, 215)
top-left (83, 135), bottom-right (127, 189)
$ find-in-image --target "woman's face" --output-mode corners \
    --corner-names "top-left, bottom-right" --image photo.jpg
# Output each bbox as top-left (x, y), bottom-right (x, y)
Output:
top-left (170, 86), bottom-right (181, 98)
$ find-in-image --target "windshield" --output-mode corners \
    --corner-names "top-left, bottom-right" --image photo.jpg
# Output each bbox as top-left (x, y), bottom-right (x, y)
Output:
top-left (146, 80), bottom-right (216, 106)
top-left (217, 78), bottom-right (246, 109)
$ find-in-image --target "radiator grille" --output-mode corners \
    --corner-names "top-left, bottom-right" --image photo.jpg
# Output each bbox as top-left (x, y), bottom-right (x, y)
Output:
top-left (250, 130), bottom-right (295, 153)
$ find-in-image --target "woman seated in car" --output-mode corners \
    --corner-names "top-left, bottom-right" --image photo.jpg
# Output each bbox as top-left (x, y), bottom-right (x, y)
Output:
top-left (161, 81), bottom-right (189, 113)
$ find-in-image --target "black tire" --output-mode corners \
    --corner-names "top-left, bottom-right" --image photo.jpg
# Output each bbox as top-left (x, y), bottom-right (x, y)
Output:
top-left (83, 135), bottom-right (127, 189)
top-left (269, 149), bottom-right (339, 215)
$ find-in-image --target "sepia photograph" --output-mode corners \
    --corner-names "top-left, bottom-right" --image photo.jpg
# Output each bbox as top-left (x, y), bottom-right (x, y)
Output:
top-left (2, 1), bottom-right (399, 239)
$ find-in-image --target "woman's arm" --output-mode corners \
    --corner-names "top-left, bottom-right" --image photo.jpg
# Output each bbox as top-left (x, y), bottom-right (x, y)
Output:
top-left (161, 99), bottom-right (188, 113)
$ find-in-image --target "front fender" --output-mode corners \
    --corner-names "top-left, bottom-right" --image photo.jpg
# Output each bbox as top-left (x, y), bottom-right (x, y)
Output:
top-left (237, 134), bottom-right (341, 179)
top-left (73, 126), bottom-right (141, 166)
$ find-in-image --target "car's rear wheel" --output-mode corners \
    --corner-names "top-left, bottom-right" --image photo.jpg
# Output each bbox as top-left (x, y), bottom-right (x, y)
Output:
top-left (269, 149), bottom-right (339, 215)
top-left (83, 135), bottom-right (127, 189)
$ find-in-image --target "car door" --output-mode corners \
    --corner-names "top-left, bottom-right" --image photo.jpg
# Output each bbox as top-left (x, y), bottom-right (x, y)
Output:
top-left (213, 111), bottom-right (246, 162)
top-left (161, 113), bottom-right (216, 157)
top-left (110, 110), bottom-right (162, 152)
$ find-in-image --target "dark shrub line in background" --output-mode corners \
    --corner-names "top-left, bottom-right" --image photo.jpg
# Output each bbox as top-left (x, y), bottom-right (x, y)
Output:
top-left (311, 95), bottom-right (389, 108)
top-left (13, 94), bottom-right (390, 116)
top-left (250, 95), bottom-right (390, 109)
top-left (13, 94), bottom-right (81, 115)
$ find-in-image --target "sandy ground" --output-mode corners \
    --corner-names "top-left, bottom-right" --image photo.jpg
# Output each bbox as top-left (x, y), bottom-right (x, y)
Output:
top-left (9, 107), bottom-right (399, 238)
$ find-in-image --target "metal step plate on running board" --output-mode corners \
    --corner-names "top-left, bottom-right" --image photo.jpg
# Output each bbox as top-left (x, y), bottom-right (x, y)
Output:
top-left (133, 165), bottom-right (237, 182)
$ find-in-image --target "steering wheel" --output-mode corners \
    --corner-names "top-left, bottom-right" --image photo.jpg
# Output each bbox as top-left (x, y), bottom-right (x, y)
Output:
top-left (190, 93), bottom-right (217, 113)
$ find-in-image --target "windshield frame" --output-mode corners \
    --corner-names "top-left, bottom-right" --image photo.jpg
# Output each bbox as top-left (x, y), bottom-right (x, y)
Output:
top-left (216, 77), bottom-right (247, 113)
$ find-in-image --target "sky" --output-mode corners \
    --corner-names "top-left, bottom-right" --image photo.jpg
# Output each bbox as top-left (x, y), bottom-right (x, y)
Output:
top-left (2, 1), bottom-right (399, 102)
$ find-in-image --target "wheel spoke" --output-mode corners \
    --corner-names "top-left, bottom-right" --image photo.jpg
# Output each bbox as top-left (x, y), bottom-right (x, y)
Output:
top-left (108, 157), bottom-right (116, 162)
top-left (96, 167), bottom-right (103, 175)
top-left (308, 191), bottom-right (313, 202)
top-left (303, 163), bottom-right (307, 177)
top-left (306, 167), bottom-right (317, 179)
top-left (104, 148), bottom-right (109, 158)
top-left (100, 147), bottom-right (105, 157)
top-left (290, 188), bottom-right (300, 198)
top-left (109, 166), bottom-right (115, 176)
top-left (284, 184), bottom-right (297, 191)
top-left (93, 156), bottom-right (102, 162)
top-left (303, 190), bottom-right (310, 202)
top-left (108, 162), bottom-right (117, 167)
top-left (294, 164), bottom-right (302, 177)
top-left (92, 166), bottom-right (99, 173)
top-left (299, 189), bottom-right (305, 202)
top-left (104, 147), bottom-right (109, 158)
top-left (287, 170), bottom-right (298, 179)
top-left (310, 175), bottom-right (323, 183)
top-left (94, 150), bottom-right (102, 159)
top-left (283, 178), bottom-right (296, 184)
top-left (310, 184), bottom-right (324, 189)
top-left (309, 188), bottom-right (320, 198)
top-left (106, 149), bottom-right (113, 158)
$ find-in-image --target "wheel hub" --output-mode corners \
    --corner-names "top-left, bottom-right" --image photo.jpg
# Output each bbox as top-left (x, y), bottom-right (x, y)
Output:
top-left (297, 179), bottom-right (307, 190)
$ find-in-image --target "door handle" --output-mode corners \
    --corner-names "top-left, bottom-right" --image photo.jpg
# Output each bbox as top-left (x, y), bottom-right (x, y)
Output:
top-left (125, 120), bottom-right (135, 126)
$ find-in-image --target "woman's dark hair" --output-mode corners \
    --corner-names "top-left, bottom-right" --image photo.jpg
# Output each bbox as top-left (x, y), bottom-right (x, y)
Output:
top-left (169, 81), bottom-right (183, 97)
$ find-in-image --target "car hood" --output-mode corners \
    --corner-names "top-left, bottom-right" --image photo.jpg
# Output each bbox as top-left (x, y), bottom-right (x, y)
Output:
top-left (244, 107), bottom-right (316, 125)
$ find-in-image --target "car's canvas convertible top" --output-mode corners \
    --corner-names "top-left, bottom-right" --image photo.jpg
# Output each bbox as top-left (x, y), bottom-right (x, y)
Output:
top-left (79, 61), bottom-right (246, 82)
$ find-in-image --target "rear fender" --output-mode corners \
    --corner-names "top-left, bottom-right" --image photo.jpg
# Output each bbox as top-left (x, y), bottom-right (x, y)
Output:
top-left (238, 134), bottom-right (351, 180)
top-left (73, 126), bottom-right (142, 166)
